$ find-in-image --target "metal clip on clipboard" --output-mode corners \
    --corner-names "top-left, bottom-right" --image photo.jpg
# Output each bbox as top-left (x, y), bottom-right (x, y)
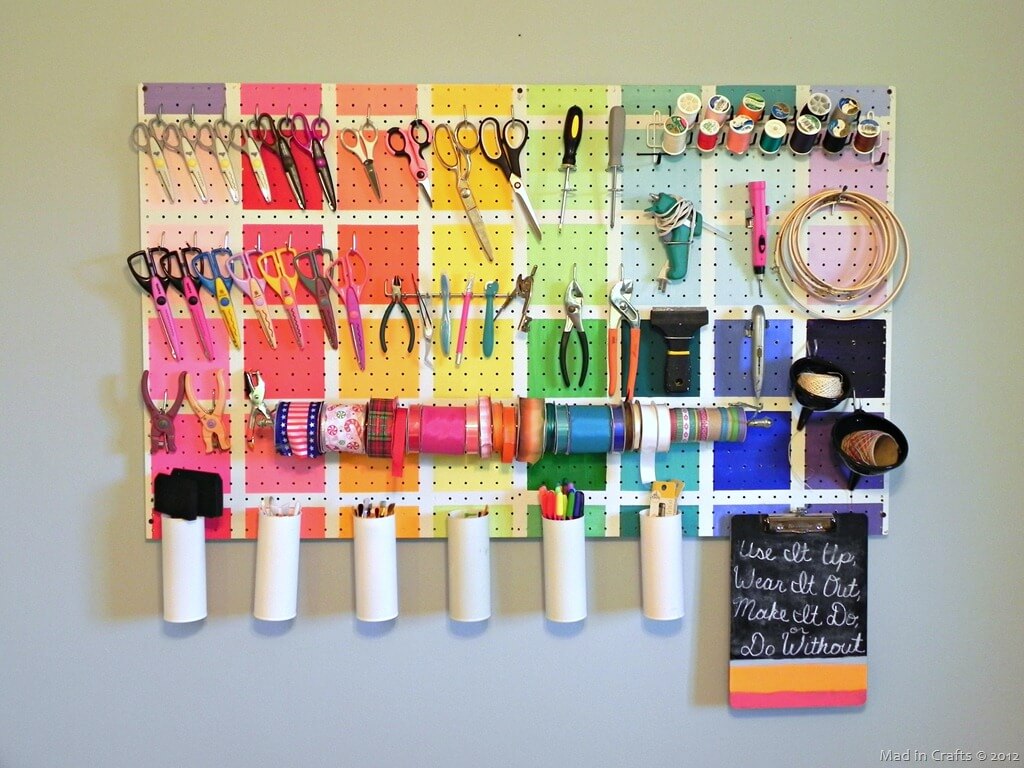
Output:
top-left (763, 507), bottom-right (836, 534)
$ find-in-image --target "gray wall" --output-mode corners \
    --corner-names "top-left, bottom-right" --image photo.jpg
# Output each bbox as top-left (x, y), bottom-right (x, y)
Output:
top-left (2, 2), bottom-right (1022, 766)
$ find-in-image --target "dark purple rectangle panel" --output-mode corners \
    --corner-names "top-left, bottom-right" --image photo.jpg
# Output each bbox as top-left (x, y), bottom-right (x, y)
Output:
top-left (713, 505), bottom-right (790, 536)
top-left (714, 319), bottom-right (792, 397)
top-left (143, 83), bottom-right (226, 115)
top-left (806, 503), bottom-right (885, 536)
top-left (806, 319), bottom-right (886, 398)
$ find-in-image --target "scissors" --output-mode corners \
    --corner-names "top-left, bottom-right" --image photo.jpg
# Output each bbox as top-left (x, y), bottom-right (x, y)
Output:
top-left (255, 240), bottom-right (305, 349)
top-left (127, 246), bottom-right (182, 359)
top-left (190, 241), bottom-right (242, 349)
top-left (340, 111), bottom-right (382, 202)
top-left (480, 112), bottom-right (542, 240)
top-left (251, 112), bottom-right (306, 209)
top-left (160, 118), bottom-right (210, 203)
top-left (226, 237), bottom-right (278, 349)
top-left (293, 247), bottom-right (340, 350)
top-left (130, 113), bottom-right (176, 204)
top-left (190, 108), bottom-right (241, 204)
top-left (434, 115), bottom-right (495, 262)
top-left (158, 244), bottom-right (216, 361)
top-left (328, 236), bottom-right (367, 369)
top-left (386, 118), bottom-right (433, 205)
top-left (231, 116), bottom-right (273, 203)
top-left (281, 112), bottom-right (337, 212)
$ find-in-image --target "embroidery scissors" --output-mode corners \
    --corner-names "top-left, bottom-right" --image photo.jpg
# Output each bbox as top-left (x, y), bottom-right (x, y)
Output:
top-left (329, 235), bottom-right (367, 369)
top-left (256, 238), bottom-right (305, 349)
top-left (160, 117), bottom-right (210, 203)
top-left (280, 112), bottom-right (336, 211)
top-left (226, 235), bottom-right (278, 349)
top-left (340, 110), bottom-right (382, 202)
top-left (190, 238), bottom-right (242, 349)
top-left (480, 111), bottom-right (542, 240)
top-left (130, 111), bottom-right (176, 204)
top-left (434, 113), bottom-right (495, 262)
top-left (386, 117), bottom-right (433, 205)
top-left (252, 111), bottom-right (306, 209)
top-left (127, 246), bottom-right (182, 359)
top-left (231, 115), bottom-right (272, 203)
top-left (293, 246), bottom-right (340, 350)
top-left (189, 108), bottom-right (241, 204)
top-left (158, 243), bottom-right (216, 360)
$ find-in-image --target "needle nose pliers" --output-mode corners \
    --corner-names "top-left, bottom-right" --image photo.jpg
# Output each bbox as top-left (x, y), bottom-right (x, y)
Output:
top-left (559, 264), bottom-right (589, 388)
top-left (380, 275), bottom-right (415, 354)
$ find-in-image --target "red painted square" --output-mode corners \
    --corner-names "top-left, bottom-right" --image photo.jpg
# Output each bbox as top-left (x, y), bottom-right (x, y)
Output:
top-left (336, 224), bottom-right (418, 305)
top-left (240, 141), bottom-right (324, 212)
top-left (242, 318), bottom-right (325, 399)
top-left (335, 131), bottom-right (416, 210)
top-left (244, 427), bottom-right (326, 493)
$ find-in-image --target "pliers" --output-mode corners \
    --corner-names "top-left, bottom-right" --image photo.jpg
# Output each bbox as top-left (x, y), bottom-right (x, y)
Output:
top-left (559, 264), bottom-right (589, 388)
top-left (608, 266), bottom-right (641, 400)
top-left (184, 369), bottom-right (230, 453)
top-left (380, 275), bottom-right (415, 354)
top-left (495, 264), bottom-right (538, 332)
top-left (141, 370), bottom-right (186, 453)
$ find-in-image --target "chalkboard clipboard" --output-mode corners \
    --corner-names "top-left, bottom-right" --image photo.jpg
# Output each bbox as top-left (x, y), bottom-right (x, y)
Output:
top-left (729, 512), bottom-right (868, 709)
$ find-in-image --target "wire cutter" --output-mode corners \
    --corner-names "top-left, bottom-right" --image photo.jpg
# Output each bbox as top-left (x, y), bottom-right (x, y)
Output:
top-left (293, 247), bottom-right (340, 350)
top-left (559, 264), bottom-right (589, 388)
top-left (380, 276), bottom-right (415, 354)
top-left (184, 369), bottom-right (230, 453)
top-left (141, 370), bottom-right (186, 452)
top-left (495, 265), bottom-right (537, 332)
top-left (608, 266), bottom-right (641, 399)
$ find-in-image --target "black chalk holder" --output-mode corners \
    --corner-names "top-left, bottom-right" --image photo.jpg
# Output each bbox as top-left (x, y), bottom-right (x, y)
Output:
top-left (831, 409), bottom-right (909, 491)
top-left (790, 356), bottom-right (853, 430)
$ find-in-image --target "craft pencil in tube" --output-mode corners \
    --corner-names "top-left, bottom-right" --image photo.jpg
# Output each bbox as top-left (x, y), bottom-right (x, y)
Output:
top-left (353, 513), bottom-right (398, 622)
top-left (447, 511), bottom-right (491, 622)
top-left (253, 499), bottom-right (302, 621)
top-left (161, 515), bottom-right (207, 623)
top-left (541, 516), bottom-right (587, 623)
top-left (640, 510), bottom-right (685, 621)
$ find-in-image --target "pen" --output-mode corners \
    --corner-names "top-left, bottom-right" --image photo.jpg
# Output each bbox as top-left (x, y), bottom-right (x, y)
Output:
top-left (455, 276), bottom-right (474, 366)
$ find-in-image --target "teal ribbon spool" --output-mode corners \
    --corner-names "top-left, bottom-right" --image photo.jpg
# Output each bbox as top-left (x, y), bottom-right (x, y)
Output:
top-left (567, 406), bottom-right (613, 454)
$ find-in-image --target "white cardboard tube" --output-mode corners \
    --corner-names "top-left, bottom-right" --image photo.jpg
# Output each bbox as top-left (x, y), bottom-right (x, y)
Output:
top-left (161, 515), bottom-right (207, 623)
top-left (254, 512), bottom-right (302, 621)
top-left (640, 511), bottom-right (684, 620)
top-left (353, 514), bottom-right (398, 622)
top-left (447, 512), bottom-right (491, 622)
top-left (541, 516), bottom-right (587, 623)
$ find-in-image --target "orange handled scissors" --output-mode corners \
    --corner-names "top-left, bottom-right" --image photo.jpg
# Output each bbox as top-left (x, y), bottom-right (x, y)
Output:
top-left (608, 267), bottom-right (640, 399)
top-left (256, 240), bottom-right (305, 349)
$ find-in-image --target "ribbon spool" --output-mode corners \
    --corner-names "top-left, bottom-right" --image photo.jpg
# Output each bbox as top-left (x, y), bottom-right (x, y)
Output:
top-left (853, 112), bottom-right (881, 155)
top-left (675, 92), bottom-right (702, 126)
top-left (704, 94), bottom-right (732, 125)
top-left (419, 405), bottom-right (467, 455)
top-left (697, 119), bottom-right (721, 152)
top-left (832, 409), bottom-right (908, 491)
top-left (789, 114), bottom-right (821, 156)
top-left (725, 115), bottom-right (755, 155)
top-left (790, 357), bottom-right (853, 430)
top-left (567, 405), bottom-right (613, 454)
top-left (759, 119), bottom-right (788, 155)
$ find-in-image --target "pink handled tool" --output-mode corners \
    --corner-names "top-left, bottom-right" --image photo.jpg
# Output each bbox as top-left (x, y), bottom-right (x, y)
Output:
top-left (160, 246), bottom-right (216, 361)
top-left (747, 180), bottom-right (769, 297)
top-left (328, 237), bottom-right (368, 369)
top-left (386, 118), bottom-right (433, 205)
top-left (455, 276), bottom-right (474, 366)
top-left (128, 247), bottom-right (182, 360)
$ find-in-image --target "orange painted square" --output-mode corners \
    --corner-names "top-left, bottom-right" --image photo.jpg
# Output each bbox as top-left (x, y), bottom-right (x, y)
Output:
top-left (335, 127), bottom-right (417, 211)
top-left (335, 84), bottom-right (417, 116)
top-left (339, 452), bottom-right (419, 493)
top-left (243, 318), bottom-right (326, 399)
top-left (336, 225), bottom-right (418, 306)
top-left (394, 506), bottom-right (421, 539)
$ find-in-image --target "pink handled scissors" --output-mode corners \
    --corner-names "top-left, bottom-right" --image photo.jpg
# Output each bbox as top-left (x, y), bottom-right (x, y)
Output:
top-left (328, 237), bottom-right (367, 369)
top-left (386, 118), bottom-right (433, 205)
top-left (255, 241), bottom-right (305, 349)
top-left (226, 238), bottom-right (278, 349)
top-left (158, 246), bottom-right (216, 361)
top-left (282, 113), bottom-right (336, 212)
top-left (128, 247), bottom-right (182, 359)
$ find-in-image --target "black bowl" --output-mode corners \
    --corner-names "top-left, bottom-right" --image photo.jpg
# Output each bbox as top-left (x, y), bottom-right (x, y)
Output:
top-left (790, 357), bottom-right (853, 430)
top-left (831, 409), bottom-right (909, 490)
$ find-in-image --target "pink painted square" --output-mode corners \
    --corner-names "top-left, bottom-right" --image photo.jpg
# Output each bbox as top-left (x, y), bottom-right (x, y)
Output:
top-left (244, 426), bottom-right (326, 493)
top-left (336, 224), bottom-right (418, 305)
top-left (242, 317), bottom-right (326, 399)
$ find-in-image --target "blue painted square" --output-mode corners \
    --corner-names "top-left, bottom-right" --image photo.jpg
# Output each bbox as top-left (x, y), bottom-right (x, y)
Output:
top-left (621, 442), bottom-right (699, 491)
top-left (714, 411), bottom-right (791, 490)
top-left (714, 319), bottom-right (792, 397)
top-left (624, 129), bottom-right (701, 212)
top-left (713, 504), bottom-right (790, 536)
top-left (806, 319), bottom-right (886, 397)
top-left (712, 146), bottom-right (803, 214)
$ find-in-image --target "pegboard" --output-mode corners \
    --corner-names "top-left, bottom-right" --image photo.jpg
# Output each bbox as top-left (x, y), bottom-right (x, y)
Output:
top-left (136, 83), bottom-right (897, 540)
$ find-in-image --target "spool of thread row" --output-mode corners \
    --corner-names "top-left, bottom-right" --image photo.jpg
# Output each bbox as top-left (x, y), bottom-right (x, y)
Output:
top-left (759, 119), bottom-right (788, 155)
top-left (704, 94), bottom-right (732, 125)
top-left (697, 119), bottom-right (721, 152)
top-left (789, 115), bottom-right (821, 156)
top-left (736, 93), bottom-right (765, 122)
top-left (853, 112), bottom-right (881, 155)
top-left (823, 118), bottom-right (853, 154)
top-left (660, 115), bottom-right (689, 156)
top-left (675, 92), bottom-right (702, 126)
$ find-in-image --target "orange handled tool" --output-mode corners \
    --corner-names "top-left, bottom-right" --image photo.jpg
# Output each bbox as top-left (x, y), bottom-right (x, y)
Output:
top-left (608, 267), bottom-right (641, 399)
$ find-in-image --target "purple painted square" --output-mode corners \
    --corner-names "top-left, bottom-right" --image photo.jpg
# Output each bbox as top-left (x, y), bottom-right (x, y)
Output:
top-left (714, 411), bottom-right (791, 490)
top-left (806, 503), bottom-right (885, 536)
top-left (809, 131), bottom-right (890, 202)
top-left (806, 319), bottom-right (886, 397)
top-left (713, 505), bottom-right (790, 537)
top-left (143, 83), bottom-right (226, 115)
top-left (714, 319), bottom-right (792, 397)
top-left (809, 86), bottom-right (892, 118)
top-left (804, 411), bottom-right (884, 490)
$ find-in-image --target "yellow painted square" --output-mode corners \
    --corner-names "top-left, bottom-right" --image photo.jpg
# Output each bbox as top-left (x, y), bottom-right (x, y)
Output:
top-left (338, 505), bottom-right (353, 539)
top-left (431, 320), bottom-right (515, 399)
top-left (429, 226), bottom-right (515, 283)
top-left (432, 145), bottom-right (513, 213)
top-left (339, 317), bottom-right (421, 399)
top-left (431, 84), bottom-right (513, 117)
top-left (394, 505), bottom-right (421, 538)
top-left (433, 456), bottom-right (513, 492)
top-left (433, 504), bottom-right (513, 537)
top-left (339, 452), bottom-right (420, 493)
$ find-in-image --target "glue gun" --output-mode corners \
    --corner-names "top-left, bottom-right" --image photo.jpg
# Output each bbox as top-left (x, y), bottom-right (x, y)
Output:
top-left (647, 193), bottom-right (731, 292)
top-left (746, 181), bottom-right (769, 297)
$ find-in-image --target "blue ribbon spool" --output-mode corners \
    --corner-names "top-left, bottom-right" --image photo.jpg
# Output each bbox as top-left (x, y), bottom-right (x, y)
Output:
top-left (567, 405), bottom-right (613, 454)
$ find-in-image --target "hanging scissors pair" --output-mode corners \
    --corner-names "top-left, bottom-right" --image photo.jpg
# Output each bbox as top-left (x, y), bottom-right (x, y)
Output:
top-left (190, 241), bottom-right (242, 349)
top-left (328, 237), bottom-right (368, 369)
top-left (188, 108), bottom-right (241, 204)
top-left (158, 245), bottom-right (216, 360)
top-left (281, 112), bottom-right (337, 212)
top-left (130, 113), bottom-right (176, 204)
top-left (226, 237), bottom-right (277, 349)
top-left (386, 118), bottom-right (433, 205)
top-left (434, 116), bottom-right (495, 262)
top-left (160, 117), bottom-right (210, 203)
top-left (127, 246), bottom-right (182, 359)
top-left (341, 111), bottom-right (382, 202)
top-left (256, 239), bottom-right (305, 349)
top-left (480, 112), bottom-right (542, 240)
top-left (252, 112), bottom-right (306, 209)
top-left (230, 116), bottom-right (272, 203)
top-left (293, 247), bottom-right (340, 350)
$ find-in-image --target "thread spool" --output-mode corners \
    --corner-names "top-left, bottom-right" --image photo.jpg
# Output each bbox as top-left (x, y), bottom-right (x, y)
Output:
top-left (801, 92), bottom-right (832, 121)
top-left (789, 114), bottom-right (821, 156)
top-left (737, 93), bottom-right (765, 122)
top-left (769, 102), bottom-right (793, 122)
top-left (853, 112), bottom-right (881, 155)
top-left (675, 92), bottom-right (702, 125)
top-left (822, 118), bottom-right (853, 154)
top-left (830, 96), bottom-right (861, 127)
top-left (696, 119), bottom-right (721, 152)
top-left (759, 119), bottom-right (788, 155)
top-left (704, 94), bottom-right (732, 125)
top-left (661, 115), bottom-right (688, 156)
top-left (725, 115), bottom-right (755, 155)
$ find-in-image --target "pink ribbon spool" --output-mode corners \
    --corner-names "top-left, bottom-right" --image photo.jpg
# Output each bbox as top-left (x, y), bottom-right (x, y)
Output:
top-left (419, 405), bottom-right (468, 455)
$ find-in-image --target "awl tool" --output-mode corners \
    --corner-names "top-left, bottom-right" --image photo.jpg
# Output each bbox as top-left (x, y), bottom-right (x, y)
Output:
top-left (747, 304), bottom-right (766, 410)
top-left (746, 180), bottom-right (769, 297)
top-left (455, 276), bottom-right (474, 366)
top-left (558, 105), bottom-right (584, 232)
top-left (607, 106), bottom-right (625, 228)
top-left (440, 273), bottom-right (451, 357)
top-left (650, 307), bottom-right (708, 394)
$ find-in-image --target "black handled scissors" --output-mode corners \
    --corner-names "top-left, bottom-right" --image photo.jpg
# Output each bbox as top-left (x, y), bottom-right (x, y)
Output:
top-left (252, 112), bottom-right (306, 209)
top-left (281, 112), bottom-right (336, 212)
top-left (480, 114), bottom-right (542, 240)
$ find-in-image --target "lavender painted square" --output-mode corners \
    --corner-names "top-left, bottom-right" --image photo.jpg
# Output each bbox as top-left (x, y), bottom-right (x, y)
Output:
top-left (143, 83), bottom-right (226, 115)
top-left (714, 411), bottom-right (791, 490)
top-left (714, 319), bottom-right (792, 397)
top-left (809, 85), bottom-right (892, 118)
top-left (806, 319), bottom-right (886, 397)
top-left (809, 131), bottom-right (890, 203)
top-left (804, 411), bottom-right (884, 490)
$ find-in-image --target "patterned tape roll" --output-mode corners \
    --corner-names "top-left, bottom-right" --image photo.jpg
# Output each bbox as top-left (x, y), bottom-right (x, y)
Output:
top-left (420, 405), bottom-right (467, 455)
top-left (465, 403), bottom-right (480, 456)
top-left (320, 402), bottom-right (366, 454)
top-left (567, 406), bottom-right (612, 454)
top-left (275, 401), bottom-right (292, 456)
top-left (365, 398), bottom-right (396, 458)
top-left (286, 401), bottom-right (312, 457)
top-left (669, 407), bottom-right (747, 442)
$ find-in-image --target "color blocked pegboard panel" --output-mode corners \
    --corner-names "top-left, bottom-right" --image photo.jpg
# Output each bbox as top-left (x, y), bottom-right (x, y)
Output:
top-left (136, 83), bottom-right (897, 540)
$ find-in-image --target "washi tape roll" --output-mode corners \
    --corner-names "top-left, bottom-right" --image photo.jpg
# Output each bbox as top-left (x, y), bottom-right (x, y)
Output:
top-left (320, 402), bottom-right (366, 454)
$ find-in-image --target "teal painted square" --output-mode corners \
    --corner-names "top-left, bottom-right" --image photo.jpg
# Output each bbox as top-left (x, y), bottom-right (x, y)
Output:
top-left (710, 224), bottom-right (789, 305)
top-left (620, 506), bottom-right (642, 536)
top-left (585, 504), bottom-right (606, 537)
top-left (624, 130), bottom-right (701, 214)
top-left (621, 85), bottom-right (703, 114)
top-left (680, 505), bottom-right (699, 537)
top-left (715, 85), bottom-right (797, 117)
top-left (527, 318), bottom-right (606, 398)
top-left (527, 452), bottom-right (606, 491)
top-left (620, 318), bottom-right (702, 397)
top-left (621, 442), bottom-right (699, 491)
top-left (526, 505), bottom-right (543, 537)
top-left (621, 224), bottom-right (702, 308)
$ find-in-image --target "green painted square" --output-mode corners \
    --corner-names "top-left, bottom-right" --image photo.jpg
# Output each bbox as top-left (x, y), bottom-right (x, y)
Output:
top-left (526, 85), bottom-right (609, 116)
top-left (585, 504), bottom-right (606, 537)
top-left (526, 227), bottom-right (608, 304)
top-left (620, 506), bottom-right (642, 537)
top-left (433, 505), bottom-right (513, 537)
top-left (680, 505), bottom-right (699, 538)
top-left (528, 130), bottom-right (607, 213)
top-left (624, 318), bottom-right (702, 397)
top-left (715, 85), bottom-right (797, 116)
top-left (621, 85), bottom-right (702, 114)
top-left (527, 452), bottom-right (606, 491)
top-left (527, 318), bottom-right (607, 397)
top-left (526, 505), bottom-right (543, 537)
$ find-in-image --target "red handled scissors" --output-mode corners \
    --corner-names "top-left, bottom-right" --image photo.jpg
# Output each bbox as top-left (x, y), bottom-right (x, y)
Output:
top-left (128, 246), bottom-right (182, 359)
top-left (386, 118), bottom-right (433, 205)
top-left (256, 241), bottom-right (305, 349)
